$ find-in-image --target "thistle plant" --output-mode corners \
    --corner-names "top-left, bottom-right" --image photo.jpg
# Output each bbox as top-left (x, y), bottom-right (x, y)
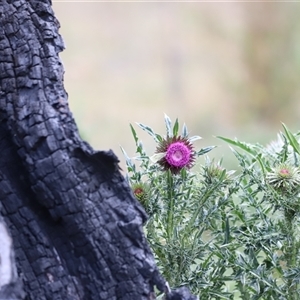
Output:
top-left (122, 117), bottom-right (300, 299)
top-left (218, 123), bottom-right (300, 299)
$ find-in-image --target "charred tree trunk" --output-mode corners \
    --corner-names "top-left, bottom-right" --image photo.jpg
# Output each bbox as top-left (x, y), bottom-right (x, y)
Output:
top-left (0, 1), bottom-right (196, 300)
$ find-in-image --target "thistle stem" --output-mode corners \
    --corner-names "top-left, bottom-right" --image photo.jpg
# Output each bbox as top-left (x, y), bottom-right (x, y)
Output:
top-left (284, 208), bottom-right (298, 300)
top-left (166, 170), bottom-right (175, 241)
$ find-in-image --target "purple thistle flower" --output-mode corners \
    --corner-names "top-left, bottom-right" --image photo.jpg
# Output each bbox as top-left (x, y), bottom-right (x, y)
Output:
top-left (156, 136), bottom-right (195, 174)
top-left (166, 142), bottom-right (191, 167)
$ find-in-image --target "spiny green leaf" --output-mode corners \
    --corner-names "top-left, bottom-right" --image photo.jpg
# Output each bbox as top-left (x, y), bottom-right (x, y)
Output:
top-left (224, 216), bottom-right (230, 245)
top-left (256, 153), bottom-right (266, 175)
top-left (173, 118), bottom-right (179, 137)
top-left (136, 123), bottom-right (159, 142)
top-left (164, 113), bottom-right (172, 137)
top-left (197, 146), bottom-right (216, 156)
top-left (156, 134), bottom-right (163, 142)
top-left (282, 123), bottom-right (300, 155)
top-left (217, 136), bottom-right (258, 156)
top-left (136, 140), bottom-right (144, 155)
top-left (208, 291), bottom-right (232, 299)
top-left (130, 123), bottom-right (138, 144)
top-left (218, 136), bottom-right (268, 173)
top-left (189, 135), bottom-right (202, 142)
top-left (182, 123), bottom-right (188, 138)
top-left (120, 146), bottom-right (134, 170)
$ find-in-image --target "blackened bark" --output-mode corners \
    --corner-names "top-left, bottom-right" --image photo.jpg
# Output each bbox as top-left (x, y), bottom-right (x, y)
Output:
top-left (0, 1), bottom-right (196, 300)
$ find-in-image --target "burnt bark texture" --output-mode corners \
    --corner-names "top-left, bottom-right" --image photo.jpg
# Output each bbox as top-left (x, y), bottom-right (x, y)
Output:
top-left (0, 1), bottom-right (197, 300)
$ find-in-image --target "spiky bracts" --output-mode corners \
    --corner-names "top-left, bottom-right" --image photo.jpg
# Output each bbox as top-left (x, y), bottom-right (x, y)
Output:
top-left (132, 182), bottom-right (150, 206)
top-left (266, 163), bottom-right (300, 192)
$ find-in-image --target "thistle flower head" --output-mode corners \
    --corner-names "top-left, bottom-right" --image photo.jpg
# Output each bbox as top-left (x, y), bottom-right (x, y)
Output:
top-left (204, 159), bottom-right (235, 185)
top-left (155, 136), bottom-right (195, 174)
top-left (132, 182), bottom-right (150, 207)
top-left (265, 134), bottom-right (285, 156)
top-left (266, 163), bottom-right (300, 193)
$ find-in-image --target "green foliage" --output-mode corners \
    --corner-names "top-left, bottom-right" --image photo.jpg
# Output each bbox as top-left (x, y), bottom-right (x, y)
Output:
top-left (122, 115), bottom-right (300, 299)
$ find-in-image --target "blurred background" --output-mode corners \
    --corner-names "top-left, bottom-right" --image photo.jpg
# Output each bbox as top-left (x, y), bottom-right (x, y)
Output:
top-left (52, 1), bottom-right (300, 170)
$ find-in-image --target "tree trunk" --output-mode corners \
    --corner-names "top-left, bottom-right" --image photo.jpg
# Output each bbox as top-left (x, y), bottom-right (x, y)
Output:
top-left (0, 1), bottom-right (196, 300)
